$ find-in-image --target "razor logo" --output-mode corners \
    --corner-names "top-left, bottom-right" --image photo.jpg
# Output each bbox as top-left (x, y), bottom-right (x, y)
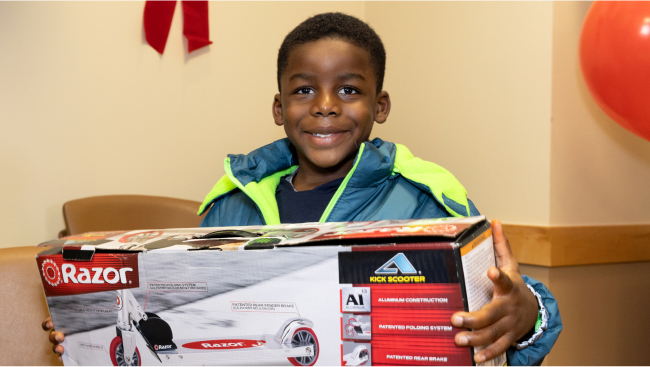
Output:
top-left (61, 264), bottom-right (133, 285)
top-left (183, 340), bottom-right (266, 350)
top-left (38, 254), bottom-right (139, 297)
top-left (42, 259), bottom-right (62, 287)
top-left (375, 253), bottom-right (418, 275)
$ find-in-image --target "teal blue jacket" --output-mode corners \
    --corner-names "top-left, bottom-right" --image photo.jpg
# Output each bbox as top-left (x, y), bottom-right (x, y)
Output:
top-left (199, 138), bottom-right (561, 365)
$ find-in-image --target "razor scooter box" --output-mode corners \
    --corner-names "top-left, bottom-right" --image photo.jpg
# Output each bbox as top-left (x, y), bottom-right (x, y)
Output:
top-left (37, 216), bottom-right (505, 366)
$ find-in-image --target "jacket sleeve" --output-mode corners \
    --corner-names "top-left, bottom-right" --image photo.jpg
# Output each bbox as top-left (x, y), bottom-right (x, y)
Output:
top-left (506, 275), bottom-right (563, 366)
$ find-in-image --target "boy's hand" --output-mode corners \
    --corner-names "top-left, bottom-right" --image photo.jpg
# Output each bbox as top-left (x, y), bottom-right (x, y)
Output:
top-left (451, 220), bottom-right (538, 364)
top-left (42, 316), bottom-right (64, 362)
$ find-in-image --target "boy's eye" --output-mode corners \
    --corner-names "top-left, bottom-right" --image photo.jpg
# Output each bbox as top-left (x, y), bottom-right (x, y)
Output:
top-left (339, 87), bottom-right (358, 95)
top-left (295, 87), bottom-right (314, 94)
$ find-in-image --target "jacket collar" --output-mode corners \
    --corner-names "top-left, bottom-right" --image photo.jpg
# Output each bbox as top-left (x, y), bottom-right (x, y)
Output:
top-left (228, 138), bottom-right (394, 188)
top-left (228, 139), bottom-right (298, 187)
top-left (199, 138), bottom-right (394, 218)
top-left (199, 137), bottom-right (469, 220)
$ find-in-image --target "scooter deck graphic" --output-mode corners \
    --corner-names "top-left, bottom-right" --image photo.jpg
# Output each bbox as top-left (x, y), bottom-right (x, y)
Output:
top-left (154, 335), bottom-right (315, 363)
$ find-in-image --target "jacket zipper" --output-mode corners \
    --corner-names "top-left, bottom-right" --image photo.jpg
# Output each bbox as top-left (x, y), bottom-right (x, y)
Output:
top-left (318, 143), bottom-right (366, 223)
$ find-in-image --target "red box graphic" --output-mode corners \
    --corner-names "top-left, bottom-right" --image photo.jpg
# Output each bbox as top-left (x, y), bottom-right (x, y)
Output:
top-left (360, 284), bottom-right (465, 310)
top-left (371, 309), bottom-right (461, 337)
top-left (371, 336), bottom-right (471, 366)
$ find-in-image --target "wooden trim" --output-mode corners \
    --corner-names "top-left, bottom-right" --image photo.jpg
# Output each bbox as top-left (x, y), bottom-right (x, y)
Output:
top-left (501, 225), bottom-right (552, 266)
top-left (502, 224), bottom-right (650, 267)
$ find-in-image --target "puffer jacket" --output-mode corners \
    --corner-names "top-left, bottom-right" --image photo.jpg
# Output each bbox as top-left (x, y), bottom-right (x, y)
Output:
top-left (198, 137), bottom-right (562, 365)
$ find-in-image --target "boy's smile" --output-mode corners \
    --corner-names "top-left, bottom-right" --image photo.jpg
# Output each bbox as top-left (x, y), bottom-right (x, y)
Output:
top-left (273, 38), bottom-right (391, 190)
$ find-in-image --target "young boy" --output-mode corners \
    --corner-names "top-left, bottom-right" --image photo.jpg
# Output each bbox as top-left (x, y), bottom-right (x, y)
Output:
top-left (45, 12), bottom-right (561, 365)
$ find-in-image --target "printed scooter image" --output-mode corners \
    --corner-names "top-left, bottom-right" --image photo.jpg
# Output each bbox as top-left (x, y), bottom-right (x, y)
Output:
top-left (111, 289), bottom-right (319, 366)
top-left (343, 317), bottom-right (371, 339)
top-left (343, 345), bottom-right (369, 366)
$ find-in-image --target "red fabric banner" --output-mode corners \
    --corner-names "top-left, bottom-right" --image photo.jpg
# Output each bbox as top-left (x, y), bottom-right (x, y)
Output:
top-left (181, 1), bottom-right (213, 53)
top-left (143, 1), bottom-right (212, 54)
top-left (143, 1), bottom-right (176, 54)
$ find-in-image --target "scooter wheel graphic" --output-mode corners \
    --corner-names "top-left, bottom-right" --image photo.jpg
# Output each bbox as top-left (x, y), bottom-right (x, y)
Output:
top-left (110, 336), bottom-right (141, 366)
top-left (358, 348), bottom-right (369, 365)
top-left (344, 324), bottom-right (355, 338)
top-left (288, 327), bottom-right (319, 366)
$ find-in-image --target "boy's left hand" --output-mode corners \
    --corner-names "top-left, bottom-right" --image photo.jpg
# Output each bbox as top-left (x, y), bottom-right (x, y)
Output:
top-left (451, 220), bottom-right (539, 364)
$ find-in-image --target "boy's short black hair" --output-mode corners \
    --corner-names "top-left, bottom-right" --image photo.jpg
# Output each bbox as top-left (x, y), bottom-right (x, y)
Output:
top-left (277, 12), bottom-right (386, 94)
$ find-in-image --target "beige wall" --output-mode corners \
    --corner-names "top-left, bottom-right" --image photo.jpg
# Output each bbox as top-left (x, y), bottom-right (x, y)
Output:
top-left (1, 1), bottom-right (557, 250)
top-left (0, 1), bottom-right (365, 248)
top-left (367, 1), bottom-right (650, 227)
top-left (550, 1), bottom-right (650, 226)
top-left (1, 3), bottom-right (649, 237)
top-left (368, 2), bottom-right (553, 225)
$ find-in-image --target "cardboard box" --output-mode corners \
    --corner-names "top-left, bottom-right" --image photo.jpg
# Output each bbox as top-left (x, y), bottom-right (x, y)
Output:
top-left (36, 216), bottom-right (505, 366)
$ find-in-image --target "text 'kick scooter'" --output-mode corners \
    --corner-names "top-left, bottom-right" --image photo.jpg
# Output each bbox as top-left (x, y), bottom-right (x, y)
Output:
top-left (111, 289), bottom-right (319, 366)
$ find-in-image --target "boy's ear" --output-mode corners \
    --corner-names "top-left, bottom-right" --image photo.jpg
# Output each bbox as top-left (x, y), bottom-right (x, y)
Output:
top-left (272, 93), bottom-right (283, 126)
top-left (374, 91), bottom-right (391, 124)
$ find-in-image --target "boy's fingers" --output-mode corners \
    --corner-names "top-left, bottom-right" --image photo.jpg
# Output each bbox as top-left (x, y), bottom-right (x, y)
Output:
top-left (491, 219), bottom-right (518, 271)
top-left (42, 317), bottom-right (53, 331)
top-left (488, 266), bottom-right (514, 295)
top-left (454, 318), bottom-right (510, 347)
top-left (473, 333), bottom-right (515, 364)
top-left (53, 344), bottom-right (64, 356)
top-left (49, 330), bottom-right (58, 344)
top-left (451, 299), bottom-right (507, 330)
top-left (49, 331), bottom-right (64, 344)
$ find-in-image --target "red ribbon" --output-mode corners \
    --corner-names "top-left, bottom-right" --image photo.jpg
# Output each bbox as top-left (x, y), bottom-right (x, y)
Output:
top-left (144, 1), bottom-right (213, 54)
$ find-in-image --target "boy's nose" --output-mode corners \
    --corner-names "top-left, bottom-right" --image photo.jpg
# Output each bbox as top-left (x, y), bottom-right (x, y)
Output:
top-left (311, 92), bottom-right (340, 117)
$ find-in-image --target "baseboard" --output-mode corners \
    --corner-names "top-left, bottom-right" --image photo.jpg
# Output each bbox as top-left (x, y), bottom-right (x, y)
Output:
top-left (502, 224), bottom-right (650, 267)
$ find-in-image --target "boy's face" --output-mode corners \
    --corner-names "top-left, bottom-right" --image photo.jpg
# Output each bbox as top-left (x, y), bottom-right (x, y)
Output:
top-left (273, 38), bottom-right (391, 172)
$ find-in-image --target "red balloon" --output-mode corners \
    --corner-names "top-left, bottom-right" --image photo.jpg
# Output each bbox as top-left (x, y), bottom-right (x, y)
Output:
top-left (580, 2), bottom-right (650, 142)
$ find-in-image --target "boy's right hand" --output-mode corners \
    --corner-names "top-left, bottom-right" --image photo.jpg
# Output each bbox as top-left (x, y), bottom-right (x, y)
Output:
top-left (42, 316), bottom-right (64, 362)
